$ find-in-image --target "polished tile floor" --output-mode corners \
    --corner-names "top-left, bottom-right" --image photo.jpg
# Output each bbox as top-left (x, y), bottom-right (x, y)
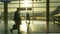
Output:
top-left (0, 20), bottom-right (60, 34)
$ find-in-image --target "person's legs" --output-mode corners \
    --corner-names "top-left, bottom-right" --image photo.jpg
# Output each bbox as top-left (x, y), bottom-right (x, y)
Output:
top-left (17, 24), bottom-right (20, 33)
top-left (17, 23), bottom-right (22, 34)
top-left (10, 24), bottom-right (17, 33)
top-left (10, 25), bottom-right (14, 33)
top-left (17, 25), bottom-right (21, 34)
top-left (10, 29), bottom-right (13, 33)
top-left (10, 24), bottom-right (15, 33)
top-left (15, 21), bottom-right (22, 34)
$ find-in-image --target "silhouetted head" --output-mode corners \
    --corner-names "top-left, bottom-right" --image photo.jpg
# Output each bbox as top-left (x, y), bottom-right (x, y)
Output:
top-left (27, 12), bottom-right (29, 14)
top-left (27, 12), bottom-right (29, 16)
top-left (16, 8), bottom-right (20, 13)
top-left (16, 8), bottom-right (20, 12)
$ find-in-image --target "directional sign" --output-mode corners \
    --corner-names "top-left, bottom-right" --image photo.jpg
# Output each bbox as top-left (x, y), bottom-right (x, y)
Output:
top-left (1, 0), bottom-right (11, 2)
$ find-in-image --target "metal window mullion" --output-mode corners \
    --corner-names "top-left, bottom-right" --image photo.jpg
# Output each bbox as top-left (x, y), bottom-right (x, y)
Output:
top-left (32, 0), bottom-right (34, 20)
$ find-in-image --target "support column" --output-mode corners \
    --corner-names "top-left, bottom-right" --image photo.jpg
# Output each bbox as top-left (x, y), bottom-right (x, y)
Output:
top-left (46, 0), bottom-right (50, 33)
top-left (4, 2), bottom-right (8, 34)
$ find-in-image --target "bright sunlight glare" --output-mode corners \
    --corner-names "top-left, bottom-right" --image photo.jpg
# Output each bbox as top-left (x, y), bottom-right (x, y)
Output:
top-left (24, 0), bottom-right (31, 7)
top-left (20, 22), bottom-right (27, 32)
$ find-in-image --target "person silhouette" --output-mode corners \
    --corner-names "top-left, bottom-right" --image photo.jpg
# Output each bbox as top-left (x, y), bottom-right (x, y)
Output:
top-left (26, 12), bottom-right (30, 24)
top-left (10, 8), bottom-right (21, 34)
top-left (26, 12), bottom-right (30, 20)
top-left (26, 12), bottom-right (30, 34)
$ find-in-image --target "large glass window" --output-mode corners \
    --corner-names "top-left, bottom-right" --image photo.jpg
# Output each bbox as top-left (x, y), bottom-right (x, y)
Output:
top-left (0, 0), bottom-right (60, 34)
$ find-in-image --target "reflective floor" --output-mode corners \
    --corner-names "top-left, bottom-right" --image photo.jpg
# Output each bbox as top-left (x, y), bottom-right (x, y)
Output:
top-left (0, 20), bottom-right (60, 34)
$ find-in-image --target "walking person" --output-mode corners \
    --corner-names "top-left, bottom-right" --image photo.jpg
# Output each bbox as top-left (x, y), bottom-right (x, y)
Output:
top-left (26, 12), bottom-right (30, 34)
top-left (10, 8), bottom-right (21, 34)
top-left (26, 12), bottom-right (30, 24)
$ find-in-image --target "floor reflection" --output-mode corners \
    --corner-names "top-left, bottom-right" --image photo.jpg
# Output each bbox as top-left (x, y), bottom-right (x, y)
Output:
top-left (20, 22), bottom-right (27, 32)
top-left (0, 20), bottom-right (60, 34)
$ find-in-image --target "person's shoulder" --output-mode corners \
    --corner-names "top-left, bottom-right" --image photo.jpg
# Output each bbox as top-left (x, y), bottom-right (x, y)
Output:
top-left (14, 11), bottom-right (17, 13)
